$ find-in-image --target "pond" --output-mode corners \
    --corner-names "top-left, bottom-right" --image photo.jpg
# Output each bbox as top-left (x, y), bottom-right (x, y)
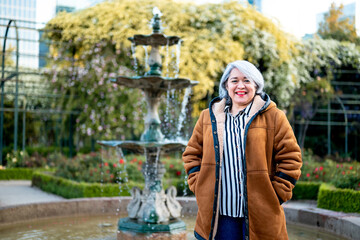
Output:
top-left (0, 214), bottom-right (346, 240)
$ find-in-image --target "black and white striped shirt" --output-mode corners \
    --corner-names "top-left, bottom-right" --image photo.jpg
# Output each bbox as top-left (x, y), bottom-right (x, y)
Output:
top-left (220, 101), bottom-right (253, 217)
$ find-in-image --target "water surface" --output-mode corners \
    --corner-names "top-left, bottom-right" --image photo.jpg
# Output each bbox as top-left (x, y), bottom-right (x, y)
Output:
top-left (0, 214), bottom-right (345, 240)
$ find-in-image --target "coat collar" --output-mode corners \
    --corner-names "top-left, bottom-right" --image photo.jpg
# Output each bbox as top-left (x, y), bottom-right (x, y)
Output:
top-left (210, 93), bottom-right (272, 119)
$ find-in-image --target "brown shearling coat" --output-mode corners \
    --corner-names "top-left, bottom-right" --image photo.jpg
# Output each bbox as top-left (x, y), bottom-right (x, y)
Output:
top-left (183, 95), bottom-right (302, 240)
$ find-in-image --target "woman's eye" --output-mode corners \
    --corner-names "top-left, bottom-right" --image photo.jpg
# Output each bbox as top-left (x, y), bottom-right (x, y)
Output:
top-left (244, 79), bottom-right (250, 83)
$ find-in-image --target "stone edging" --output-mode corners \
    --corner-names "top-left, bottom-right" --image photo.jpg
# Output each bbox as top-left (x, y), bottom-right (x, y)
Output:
top-left (283, 201), bottom-right (359, 240)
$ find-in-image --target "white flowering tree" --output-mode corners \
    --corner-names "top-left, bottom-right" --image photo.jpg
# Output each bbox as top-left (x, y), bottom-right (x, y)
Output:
top-left (43, 0), bottom-right (360, 148)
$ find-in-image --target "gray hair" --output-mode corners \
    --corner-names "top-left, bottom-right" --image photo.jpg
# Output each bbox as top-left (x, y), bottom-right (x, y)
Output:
top-left (219, 60), bottom-right (264, 99)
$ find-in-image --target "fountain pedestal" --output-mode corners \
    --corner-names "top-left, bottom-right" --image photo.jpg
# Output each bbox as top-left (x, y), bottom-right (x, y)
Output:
top-left (117, 147), bottom-right (186, 238)
top-left (99, 6), bottom-right (198, 240)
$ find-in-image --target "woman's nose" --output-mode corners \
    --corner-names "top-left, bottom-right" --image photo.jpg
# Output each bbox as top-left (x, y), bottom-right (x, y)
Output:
top-left (236, 81), bottom-right (245, 88)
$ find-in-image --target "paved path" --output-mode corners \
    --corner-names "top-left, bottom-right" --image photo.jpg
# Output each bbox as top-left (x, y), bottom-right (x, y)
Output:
top-left (0, 180), bottom-right (64, 207)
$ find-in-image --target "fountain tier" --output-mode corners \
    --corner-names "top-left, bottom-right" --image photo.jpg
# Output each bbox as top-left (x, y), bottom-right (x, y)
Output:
top-left (98, 140), bottom-right (187, 154)
top-left (112, 76), bottom-right (197, 92)
top-left (129, 33), bottom-right (181, 46)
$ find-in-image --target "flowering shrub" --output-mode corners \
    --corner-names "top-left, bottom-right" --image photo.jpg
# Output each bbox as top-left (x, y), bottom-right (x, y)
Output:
top-left (5, 150), bottom-right (48, 168)
top-left (55, 151), bottom-right (122, 183)
top-left (300, 149), bottom-right (359, 190)
top-left (53, 151), bottom-right (185, 185)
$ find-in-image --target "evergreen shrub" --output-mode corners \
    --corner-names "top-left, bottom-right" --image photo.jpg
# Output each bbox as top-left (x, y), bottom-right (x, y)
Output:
top-left (0, 168), bottom-right (34, 180)
top-left (292, 181), bottom-right (321, 200)
top-left (32, 171), bottom-right (143, 198)
top-left (317, 184), bottom-right (360, 213)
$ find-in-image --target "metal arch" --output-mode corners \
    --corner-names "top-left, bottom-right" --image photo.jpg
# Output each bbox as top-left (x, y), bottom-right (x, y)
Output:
top-left (1, 19), bottom-right (20, 165)
top-left (335, 96), bottom-right (348, 156)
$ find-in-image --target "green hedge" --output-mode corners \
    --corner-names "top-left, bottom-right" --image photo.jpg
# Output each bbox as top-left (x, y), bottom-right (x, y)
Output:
top-left (292, 181), bottom-right (321, 200)
top-left (317, 183), bottom-right (360, 213)
top-left (0, 168), bottom-right (35, 180)
top-left (32, 172), bottom-right (144, 198)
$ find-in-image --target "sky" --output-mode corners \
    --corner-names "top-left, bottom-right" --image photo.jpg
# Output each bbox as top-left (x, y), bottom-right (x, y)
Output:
top-left (261, 0), bottom-right (359, 38)
top-left (195, 0), bottom-right (359, 38)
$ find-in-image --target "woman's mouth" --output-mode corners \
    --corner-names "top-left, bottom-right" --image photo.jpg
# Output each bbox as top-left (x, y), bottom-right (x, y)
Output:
top-left (236, 91), bottom-right (246, 96)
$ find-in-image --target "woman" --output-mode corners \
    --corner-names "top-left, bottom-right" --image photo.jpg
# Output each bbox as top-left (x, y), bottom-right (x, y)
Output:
top-left (183, 60), bottom-right (302, 240)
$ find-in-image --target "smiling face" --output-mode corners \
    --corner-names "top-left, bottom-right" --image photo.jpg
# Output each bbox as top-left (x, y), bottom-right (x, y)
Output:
top-left (226, 68), bottom-right (257, 114)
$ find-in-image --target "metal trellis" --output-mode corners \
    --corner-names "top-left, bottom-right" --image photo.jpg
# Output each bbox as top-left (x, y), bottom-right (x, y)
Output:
top-left (1, 19), bottom-right (19, 165)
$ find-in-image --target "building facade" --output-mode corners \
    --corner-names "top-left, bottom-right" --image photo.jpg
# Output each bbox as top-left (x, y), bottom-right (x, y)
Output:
top-left (0, 0), bottom-right (42, 68)
top-left (0, 0), bottom-right (102, 69)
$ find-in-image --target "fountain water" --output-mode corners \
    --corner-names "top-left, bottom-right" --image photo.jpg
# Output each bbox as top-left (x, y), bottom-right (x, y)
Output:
top-left (98, 7), bottom-right (198, 240)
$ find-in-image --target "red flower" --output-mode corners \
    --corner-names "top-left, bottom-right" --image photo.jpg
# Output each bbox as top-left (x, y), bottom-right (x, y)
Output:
top-left (336, 164), bottom-right (339, 168)
top-left (306, 173), bottom-right (310, 177)
top-left (110, 174), bottom-right (114, 179)
top-left (169, 164), bottom-right (174, 169)
top-left (138, 160), bottom-right (142, 165)
top-left (106, 170), bottom-right (110, 174)
top-left (104, 162), bottom-right (109, 167)
top-left (315, 175), bottom-right (319, 179)
top-left (342, 171), bottom-right (345, 175)
top-left (319, 166), bottom-right (323, 171)
top-left (113, 163), bottom-right (117, 168)
top-left (119, 159), bottom-right (124, 164)
top-left (176, 171), bottom-right (181, 176)
top-left (314, 167), bottom-right (318, 172)
top-left (350, 166), bottom-right (353, 170)
top-left (133, 158), bottom-right (137, 162)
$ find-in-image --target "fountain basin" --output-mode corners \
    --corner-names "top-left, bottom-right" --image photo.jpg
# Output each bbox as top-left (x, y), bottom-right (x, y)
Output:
top-left (0, 197), bottom-right (357, 240)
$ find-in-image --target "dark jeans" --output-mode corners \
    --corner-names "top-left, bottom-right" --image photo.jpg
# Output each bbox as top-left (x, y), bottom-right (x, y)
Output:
top-left (215, 215), bottom-right (245, 240)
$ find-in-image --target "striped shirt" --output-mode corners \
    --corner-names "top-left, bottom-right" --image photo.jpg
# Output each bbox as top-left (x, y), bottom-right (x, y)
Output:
top-left (219, 101), bottom-right (253, 217)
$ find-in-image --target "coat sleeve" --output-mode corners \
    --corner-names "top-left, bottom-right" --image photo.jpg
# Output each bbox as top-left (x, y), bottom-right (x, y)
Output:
top-left (272, 110), bottom-right (302, 204)
top-left (182, 110), bottom-right (205, 194)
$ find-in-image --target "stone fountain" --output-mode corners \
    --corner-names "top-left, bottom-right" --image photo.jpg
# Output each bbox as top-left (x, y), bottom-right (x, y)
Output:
top-left (98, 7), bottom-right (198, 240)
